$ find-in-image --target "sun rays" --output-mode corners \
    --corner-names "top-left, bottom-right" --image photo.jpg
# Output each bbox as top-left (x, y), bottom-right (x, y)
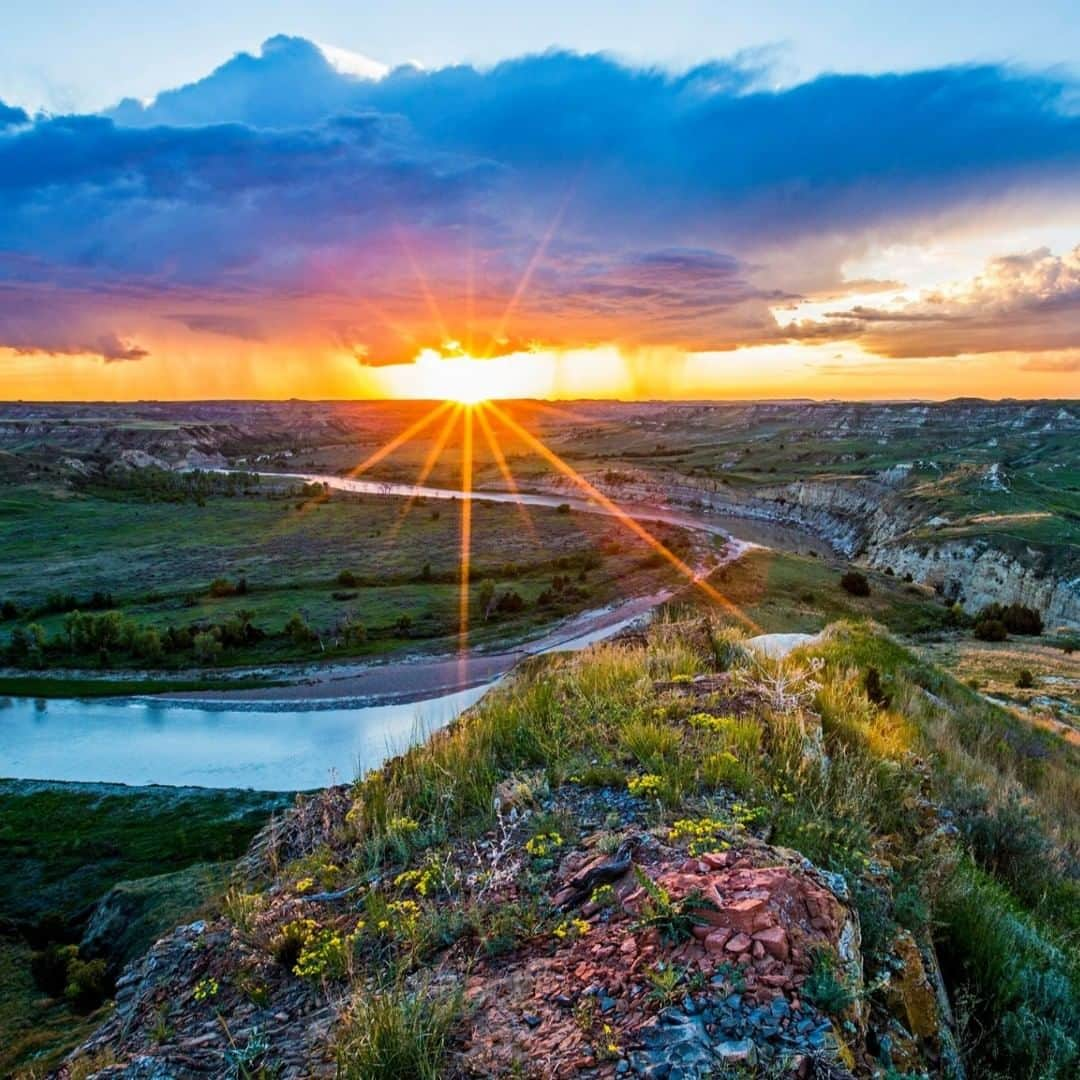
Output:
top-left (310, 395), bottom-right (756, 667)
top-left (298, 187), bottom-right (756, 658)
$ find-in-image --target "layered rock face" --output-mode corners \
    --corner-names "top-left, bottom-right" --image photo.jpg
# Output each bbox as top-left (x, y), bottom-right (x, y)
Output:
top-left (865, 541), bottom-right (1078, 627)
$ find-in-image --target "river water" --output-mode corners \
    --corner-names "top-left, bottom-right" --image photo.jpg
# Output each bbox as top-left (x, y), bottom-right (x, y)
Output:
top-left (0, 684), bottom-right (491, 791)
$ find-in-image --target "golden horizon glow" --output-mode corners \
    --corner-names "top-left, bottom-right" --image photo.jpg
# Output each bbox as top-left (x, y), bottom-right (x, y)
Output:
top-left (3, 339), bottom-right (1076, 402)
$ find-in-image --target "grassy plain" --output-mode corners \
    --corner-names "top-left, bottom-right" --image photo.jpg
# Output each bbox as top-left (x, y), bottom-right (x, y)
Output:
top-left (0, 480), bottom-right (688, 672)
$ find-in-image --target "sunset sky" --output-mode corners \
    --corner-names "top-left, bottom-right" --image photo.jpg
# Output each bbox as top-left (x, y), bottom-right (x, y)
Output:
top-left (2, 2), bottom-right (1079, 400)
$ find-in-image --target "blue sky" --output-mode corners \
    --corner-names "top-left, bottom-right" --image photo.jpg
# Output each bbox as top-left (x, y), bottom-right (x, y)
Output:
top-left (5, 0), bottom-right (1079, 115)
top-left (1, 2), bottom-right (1079, 399)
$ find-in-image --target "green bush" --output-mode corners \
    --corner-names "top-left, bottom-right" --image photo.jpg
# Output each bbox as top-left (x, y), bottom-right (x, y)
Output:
top-left (30, 942), bottom-right (79, 998)
top-left (976, 602), bottom-right (1043, 636)
top-left (64, 956), bottom-right (111, 1012)
top-left (802, 947), bottom-right (854, 1016)
top-left (973, 617), bottom-right (1008, 642)
top-left (1015, 668), bottom-right (1035, 689)
top-left (284, 611), bottom-right (317, 645)
top-left (839, 570), bottom-right (870, 597)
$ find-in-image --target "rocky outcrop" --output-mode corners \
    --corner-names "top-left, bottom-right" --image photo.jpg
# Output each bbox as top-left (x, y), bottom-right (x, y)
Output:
top-left (866, 540), bottom-right (1079, 627)
top-left (80, 863), bottom-right (228, 971)
top-left (459, 841), bottom-right (869, 1078)
top-left (550, 468), bottom-right (1078, 627)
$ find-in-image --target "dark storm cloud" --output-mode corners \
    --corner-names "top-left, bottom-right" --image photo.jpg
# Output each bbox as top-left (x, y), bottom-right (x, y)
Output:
top-left (3, 35), bottom-right (1080, 361)
top-left (166, 312), bottom-right (265, 340)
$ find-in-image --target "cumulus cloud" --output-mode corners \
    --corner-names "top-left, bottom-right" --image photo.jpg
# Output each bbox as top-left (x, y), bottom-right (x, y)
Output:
top-left (3, 37), bottom-right (1080, 362)
top-left (793, 245), bottom-right (1080, 357)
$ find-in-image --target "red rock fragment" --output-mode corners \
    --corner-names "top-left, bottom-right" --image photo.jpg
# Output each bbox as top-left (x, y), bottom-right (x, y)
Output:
top-left (704, 928), bottom-right (733, 954)
top-left (725, 932), bottom-right (752, 953)
top-left (752, 926), bottom-right (790, 961)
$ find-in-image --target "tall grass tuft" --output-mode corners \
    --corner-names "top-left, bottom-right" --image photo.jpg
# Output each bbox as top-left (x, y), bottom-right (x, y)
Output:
top-left (335, 982), bottom-right (464, 1079)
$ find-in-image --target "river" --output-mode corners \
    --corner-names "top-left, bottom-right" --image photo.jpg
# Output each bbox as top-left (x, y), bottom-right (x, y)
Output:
top-left (0, 472), bottom-right (817, 790)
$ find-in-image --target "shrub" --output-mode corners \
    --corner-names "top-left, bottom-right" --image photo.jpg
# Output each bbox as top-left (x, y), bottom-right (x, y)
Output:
top-left (973, 617), bottom-right (1008, 642)
top-left (337, 569), bottom-right (359, 587)
top-left (0, 598), bottom-right (18, 620)
top-left (803, 948), bottom-right (854, 1016)
top-left (629, 866), bottom-right (713, 944)
top-left (64, 956), bottom-right (111, 1012)
top-left (31, 943), bottom-right (78, 998)
top-left (192, 628), bottom-right (223, 663)
top-left (976, 602), bottom-right (1043, 636)
top-left (494, 590), bottom-right (525, 615)
top-left (129, 626), bottom-right (164, 662)
top-left (271, 918), bottom-right (318, 972)
top-left (208, 577), bottom-right (239, 598)
top-left (293, 926), bottom-right (359, 981)
top-left (285, 611), bottom-right (317, 645)
top-left (840, 570), bottom-right (870, 597)
top-left (1015, 668), bottom-right (1035, 689)
top-left (864, 666), bottom-right (890, 707)
top-left (476, 579), bottom-right (495, 619)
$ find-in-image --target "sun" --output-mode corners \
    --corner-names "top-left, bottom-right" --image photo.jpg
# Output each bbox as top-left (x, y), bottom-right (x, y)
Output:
top-left (449, 381), bottom-right (489, 405)
top-left (412, 347), bottom-right (492, 404)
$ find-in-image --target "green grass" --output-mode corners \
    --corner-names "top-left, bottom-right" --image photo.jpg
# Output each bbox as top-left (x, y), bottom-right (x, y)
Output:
top-left (0, 482), bottom-right (684, 671)
top-left (330, 615), bottom-right (1078, 1077)
top-left (694, 548), bottom-right (956, 636)
top-left (336, 982), bottom-right (464, 1079)
top-left (0, 781), bottom-right (293, 926)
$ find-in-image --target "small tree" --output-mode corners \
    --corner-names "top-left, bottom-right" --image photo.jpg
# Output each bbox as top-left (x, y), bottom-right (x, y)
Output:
top-left (130, 626), bottom-right (164, 663)
top-left (974, 618), bottom-right (1008, 642)
top-left (193, 629), bottom-right (223, 664)
top-left (476, 579), bottom-right (496, 620)
top-left (284, 612), bottom-right (317, 646)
